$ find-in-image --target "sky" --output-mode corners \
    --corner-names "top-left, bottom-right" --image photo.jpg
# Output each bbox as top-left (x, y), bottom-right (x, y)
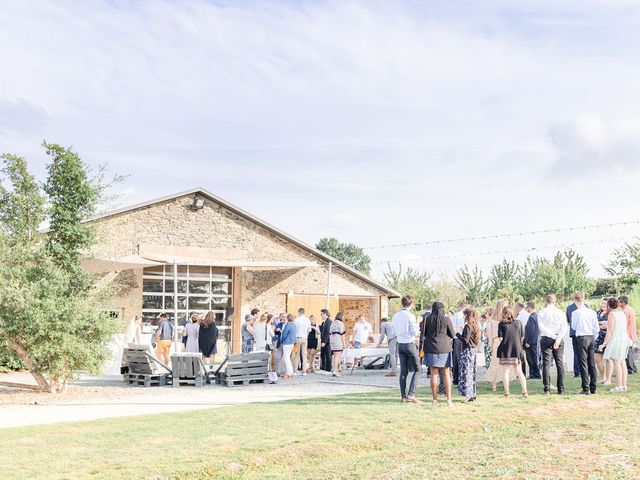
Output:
top-left (1, 0), bottom-right (640, 282)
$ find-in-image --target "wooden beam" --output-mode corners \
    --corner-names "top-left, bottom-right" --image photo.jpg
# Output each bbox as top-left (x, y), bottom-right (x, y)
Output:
top-left (231, 267), bottom-right (243, 354)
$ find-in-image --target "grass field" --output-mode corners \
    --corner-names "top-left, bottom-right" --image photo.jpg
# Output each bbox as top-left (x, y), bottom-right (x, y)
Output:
top-left (3, 375), bottom-right (640, 480)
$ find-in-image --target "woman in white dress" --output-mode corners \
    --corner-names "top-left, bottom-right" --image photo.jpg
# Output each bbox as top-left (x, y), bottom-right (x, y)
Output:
top-left (183, 314), bottom-right (201, 353)
top-left (253, 314), bottom-right (274, 352)
top-left (601, 298), bottom-right (632, 392)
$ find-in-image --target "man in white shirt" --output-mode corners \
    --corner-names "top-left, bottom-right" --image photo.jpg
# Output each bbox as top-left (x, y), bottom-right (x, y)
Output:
top-left (391, 295), bottom-right (421, 403)
top-left (571, 293), bottom-right (599, 394)
top-left (292, 308), bottom-right (311, 375)
top-left (353, 315), bottom-right (372, 348)
top-left (450, 301), bottom-right (468, 386)
top-left (538, 294), bottom-right (568, 394)
top-left (514, 302), bottom-right (530, 376)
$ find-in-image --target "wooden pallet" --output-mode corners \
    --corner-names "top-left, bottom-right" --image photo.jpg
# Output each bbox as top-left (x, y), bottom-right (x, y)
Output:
top-left (215, 375), bottom-right (268, 387)
top-left (170, 353), bottom-right (210, 388)
top-left (124, 373), bottom-right (171, 387)
top-left (214, 352), bottom-right (270, 387)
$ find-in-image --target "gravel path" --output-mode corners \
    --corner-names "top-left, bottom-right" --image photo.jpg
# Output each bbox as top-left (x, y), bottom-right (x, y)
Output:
top-left (0, 366), bottom-right (488, 429)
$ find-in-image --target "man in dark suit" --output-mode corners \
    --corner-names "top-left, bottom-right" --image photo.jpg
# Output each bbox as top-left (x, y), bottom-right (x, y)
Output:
top-left (319, 309), bottom-right (332, 372)
top-left (524, 301), bottom-right (541, 379)
top-left (566, 299), bottom-right (581, 377)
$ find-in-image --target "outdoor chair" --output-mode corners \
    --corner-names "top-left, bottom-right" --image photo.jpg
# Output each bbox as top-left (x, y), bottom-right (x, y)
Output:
top-left (170, 352), bottom-right (210, 387)
top-left (123, 345), bottom-right (172, 387)
top-left (214, 352), bottom-right (270, 387)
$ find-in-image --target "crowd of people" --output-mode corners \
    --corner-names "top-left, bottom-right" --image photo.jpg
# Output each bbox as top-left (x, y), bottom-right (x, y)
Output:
top-left (390, 292), bottom-right (637, 405)
top-left (147, 292), bottom-right (636, 402)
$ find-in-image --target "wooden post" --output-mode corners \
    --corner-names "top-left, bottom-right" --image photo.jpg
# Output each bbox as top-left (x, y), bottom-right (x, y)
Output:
top-left (231, 267), bottom-right (243, 354)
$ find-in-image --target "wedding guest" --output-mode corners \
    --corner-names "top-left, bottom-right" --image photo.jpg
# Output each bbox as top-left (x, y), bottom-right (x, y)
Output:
top-left (487, 300), bottom-right (512, 392)
top-left (481, 308), bottom-right (494, 369)
top-left (457, 307), bottom-right (481, 402)
top-left (279, 314), bottom-right (297, 380)
top-left (496, 306), bottom-right (528, 398)
top-left (199, 311), bottom-right (218, 361)
top-left (619, 296), bottom-right (637, 375)
top-left (523, 302), bottom-right (541, 379)
top-left (571, 293), bottom-right (599, 394)
top-left (155, 313), bottom-right (174, 365)
top-left (330, 312), bottom-right (347, 377)
top-left (183, 313), bottom-right (201, 353)
top-left (602, 298), bottom-right (631, 392)
top-left (319, 309), bottom-right (333, 372)
top-left (274, 313), bottom-right (287, 376)
top-left (422, 301), bottom-right (455, 406)
top-left (595, 299), bottom-right (610, 381)
top-left (514, 302), bottom-right (530, 376)
top-left (253, 314), bottom-right (272, 352)
top-left (353, 315), bottom-right (372, 348)
top-left (393, 295), bottom-right (422, 403)
top-left (538, 294), bottom-right (567, 395)
top-left (133, 315), bottom-right (142, 344)
top-left (241, 314), bottom-right (255, 353)
top-left (450, 301), bottom-right (468, 386)
top-left (566, 298), bottom-right (582, 378)
top-left (377, 317), bottom-right (398, 377)
top-left (306, 315), bottom-right (321, 373)
top-left (293, 308), bottom-right (311, 375)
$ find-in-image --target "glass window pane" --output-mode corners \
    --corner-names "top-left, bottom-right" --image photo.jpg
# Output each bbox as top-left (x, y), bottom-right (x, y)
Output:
top-left (142, 278), bottom-right (163, 293)
top-left (211, 267), bottom-right (232, 280)
top-left (142, 313), bottom-right (159, 326)
top-left (142, 295), bottom-right (163, 310)
top-left (165, 296), bottom-right (187, 310)
top-left (189, 280), bottom-right (210, 294)
top-left (189, 296), bottom-right (210, 310)
top-left (165, 280), bottom-right (174, 293)
top-left (211, 282), bottom-right (230, 294)
top-left (190, 265), bottom-right (210, 278)
top-left (177, 265), bottom-right (188, 276)
top-left (211, 296), bottom-right (229, 310)
top-left (177, 280), bottom-right (188, 294)
top-left (144, 266), bottom-right (164, 277)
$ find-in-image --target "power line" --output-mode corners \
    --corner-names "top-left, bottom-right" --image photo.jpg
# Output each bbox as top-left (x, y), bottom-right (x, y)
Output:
top-left (372, 235), bottom-right (639, 265)
top-left (363, 220), bottom-right (640, 250)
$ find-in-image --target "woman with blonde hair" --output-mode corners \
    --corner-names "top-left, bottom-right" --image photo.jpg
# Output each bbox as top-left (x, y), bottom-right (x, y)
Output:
top-left (183, 313), bottom-right (201, 353)
top-left (486, 300), bottom-right (514, 391)
top-left (497, 305), bottom-right (528, 398)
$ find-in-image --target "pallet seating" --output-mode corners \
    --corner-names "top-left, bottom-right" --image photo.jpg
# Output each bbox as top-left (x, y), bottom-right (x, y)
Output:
top-left (170, 352), bottom-right (210, 388)
top-left (122, 345), bottom-right (172, 387)
top-left (214, 352), bottom-right (269, 387)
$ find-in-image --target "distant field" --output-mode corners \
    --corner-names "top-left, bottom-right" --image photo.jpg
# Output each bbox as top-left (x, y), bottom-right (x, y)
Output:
top-left (3, 375), bottom-right (640, 479)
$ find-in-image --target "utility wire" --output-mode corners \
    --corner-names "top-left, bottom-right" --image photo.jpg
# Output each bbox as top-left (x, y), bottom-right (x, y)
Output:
top-left (363, 220), bottom-right (640, 250)
top-left (372, 235), bottom-right (639, 265)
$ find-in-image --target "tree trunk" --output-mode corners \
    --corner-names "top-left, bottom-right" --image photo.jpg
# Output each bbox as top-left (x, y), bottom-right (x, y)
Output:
top-left (7, 339), bottom-right (52, 393)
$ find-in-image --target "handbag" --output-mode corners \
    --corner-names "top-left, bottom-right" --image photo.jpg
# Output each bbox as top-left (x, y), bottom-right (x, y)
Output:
top-left (419, 314), bottom-right (428, 359)
top-left (264, 324), bottom-right (272, 351)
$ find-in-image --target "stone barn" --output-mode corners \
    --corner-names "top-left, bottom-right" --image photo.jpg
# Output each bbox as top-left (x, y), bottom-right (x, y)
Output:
top-left (86, 187), bottom-right (399, 353)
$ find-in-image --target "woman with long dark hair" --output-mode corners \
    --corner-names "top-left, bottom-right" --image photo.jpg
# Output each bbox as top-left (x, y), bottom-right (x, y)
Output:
top-left (457, 308), bottom-right (481, 402)
top-left (497, 306), bottom-right (528, 398)
top-left (422, 301), bottom-right (455, 406)
top-left (199, 311), bottom-right (218, 361)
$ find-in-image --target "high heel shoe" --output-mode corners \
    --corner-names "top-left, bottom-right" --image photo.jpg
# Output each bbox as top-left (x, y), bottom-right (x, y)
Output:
top-left (522, 392), bottom-right (528, 399)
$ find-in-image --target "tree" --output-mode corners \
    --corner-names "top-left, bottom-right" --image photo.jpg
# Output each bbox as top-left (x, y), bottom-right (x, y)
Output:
top-left (455, 265), bottom-right (489, 306)
top-left (0, 145), bottom-right (119, 392)
top-left (605, 241), bottom-right (640, 292)
top-left (316, 237), bottom-right (371, 275)
top-left (431, 278), bottom-right (465, 313)
top-left (488, 260), bottom-right (518, 300)
top-left (384, 263), bottom-right (434, 313)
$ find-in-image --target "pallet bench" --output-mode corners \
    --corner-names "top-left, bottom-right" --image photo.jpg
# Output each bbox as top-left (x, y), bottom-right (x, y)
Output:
top-left (122, 345), bottom-right (172, 388)
top-left (170, 353), bottom-right (210, 388)
top-left (214, 352), bottom-right (270, 387)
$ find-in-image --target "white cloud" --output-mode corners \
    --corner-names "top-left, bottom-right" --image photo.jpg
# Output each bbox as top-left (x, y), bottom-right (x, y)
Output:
top-left (549, 113), bottom-right (640, 174)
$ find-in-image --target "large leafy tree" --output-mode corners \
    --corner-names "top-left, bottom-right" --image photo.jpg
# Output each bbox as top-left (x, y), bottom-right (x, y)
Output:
top-left (384, 263), bottom-right (434, 313)
top-left (0, 144), bottom-right (119, 392)
top-left (316, 237), bottom-right (371, 275)
top-left (605, 241), bottom-right (640, 292)
top-left (455, 265), bottom-right (489, 306)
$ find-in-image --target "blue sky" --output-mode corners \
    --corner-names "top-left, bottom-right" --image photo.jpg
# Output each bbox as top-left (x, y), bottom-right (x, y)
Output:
top-left (2, 0), bottom-right (640, 280)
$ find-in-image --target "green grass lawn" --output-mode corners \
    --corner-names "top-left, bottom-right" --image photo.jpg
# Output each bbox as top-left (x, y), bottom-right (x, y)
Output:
top-left (3, 375), bottom-right (640, 480)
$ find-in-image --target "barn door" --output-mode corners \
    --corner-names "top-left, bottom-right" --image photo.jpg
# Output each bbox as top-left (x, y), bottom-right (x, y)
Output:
top-left (286, 294), bottom-right (339, 321)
